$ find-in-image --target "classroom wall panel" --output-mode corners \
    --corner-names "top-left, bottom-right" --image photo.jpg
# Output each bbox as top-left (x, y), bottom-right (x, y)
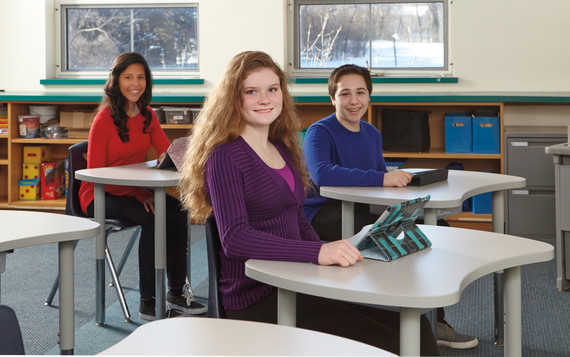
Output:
top-left (0, 0), bottom-right (570, 96)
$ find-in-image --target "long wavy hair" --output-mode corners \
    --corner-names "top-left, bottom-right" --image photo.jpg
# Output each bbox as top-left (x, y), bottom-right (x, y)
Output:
top-left (179, 51), bottom-right (309, 222)
top-left (97, 52), bottom-right (153, 142)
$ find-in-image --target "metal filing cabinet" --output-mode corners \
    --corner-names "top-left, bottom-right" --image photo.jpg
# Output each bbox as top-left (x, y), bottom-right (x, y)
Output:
top-left (504, 131), bottom-right (567, 240)
top-left (545, 143), bottom-right (570, 291)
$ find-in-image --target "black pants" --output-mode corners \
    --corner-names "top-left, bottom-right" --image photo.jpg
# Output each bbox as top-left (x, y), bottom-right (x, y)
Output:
top-left (311, 201), bottom-right (447, 323)
top-left (227, 290), bottom-right (440, 356)
top-left (86, 192), bottom-right (188, 300)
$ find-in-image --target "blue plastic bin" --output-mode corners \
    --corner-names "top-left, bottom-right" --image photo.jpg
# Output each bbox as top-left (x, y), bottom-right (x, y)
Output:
top-left (472, 116), bottom-right (500, 153)
top-left (472, 192), bottom-right (492, 214)
top-left (444, 113), bottom-right (472, 153)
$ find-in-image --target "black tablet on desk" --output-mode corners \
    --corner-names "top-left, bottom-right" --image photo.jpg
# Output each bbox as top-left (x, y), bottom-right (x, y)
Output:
top-left (156, 137), bottom-right (189, 171)
top-left (409, 169), bottom-right (448, 186)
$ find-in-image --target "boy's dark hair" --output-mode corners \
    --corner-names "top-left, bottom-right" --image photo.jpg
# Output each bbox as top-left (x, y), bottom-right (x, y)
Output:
top-left (328, 64), bottom-right (373, 98)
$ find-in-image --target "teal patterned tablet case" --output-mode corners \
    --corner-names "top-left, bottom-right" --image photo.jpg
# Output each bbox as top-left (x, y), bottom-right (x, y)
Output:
top-left (355, 196), bottom-right (432, 261)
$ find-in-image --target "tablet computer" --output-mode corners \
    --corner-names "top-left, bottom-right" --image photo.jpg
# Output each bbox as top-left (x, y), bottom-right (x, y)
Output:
top-left (156, 136), bottom-right (189, 171)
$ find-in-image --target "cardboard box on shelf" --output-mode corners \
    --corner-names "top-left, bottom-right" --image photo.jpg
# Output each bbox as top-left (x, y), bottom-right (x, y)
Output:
top-left (66, 129), bottom-right (90, 139)
top-left (60, 111), bottom-right (96, 129)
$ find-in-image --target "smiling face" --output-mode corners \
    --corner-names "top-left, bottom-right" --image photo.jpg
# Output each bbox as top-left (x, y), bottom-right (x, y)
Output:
top-left (119, 62), bottom-right (147, 108)
top-left (241, 68), bottom-right (283, 130)
top-left (331, 73), bottom-right (370, 132)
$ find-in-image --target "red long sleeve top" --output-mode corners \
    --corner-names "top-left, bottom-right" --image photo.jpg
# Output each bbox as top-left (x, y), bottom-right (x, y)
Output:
top-left (78, 107), bottom-right (170, 213)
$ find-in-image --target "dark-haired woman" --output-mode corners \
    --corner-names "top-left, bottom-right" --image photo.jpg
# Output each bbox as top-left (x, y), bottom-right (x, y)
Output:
top-left (79, 52), bottom-right (206, 320)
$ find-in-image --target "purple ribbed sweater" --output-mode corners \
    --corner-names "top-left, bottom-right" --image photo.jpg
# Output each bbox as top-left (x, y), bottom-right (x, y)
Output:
top-left (205, 136), bottom-right (323, 310)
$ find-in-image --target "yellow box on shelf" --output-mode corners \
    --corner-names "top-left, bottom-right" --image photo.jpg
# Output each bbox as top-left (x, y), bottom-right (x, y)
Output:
top-left (22, 163), bottom-right (40, 180)
top-left (18, 179), bottom-right (40, 200)
top-left (23, 145), bottom-right (51, 164)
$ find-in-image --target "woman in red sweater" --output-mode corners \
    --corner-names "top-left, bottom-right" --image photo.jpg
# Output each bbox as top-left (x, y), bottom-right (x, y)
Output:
top-left (79, 52), bottom-right (206, 320)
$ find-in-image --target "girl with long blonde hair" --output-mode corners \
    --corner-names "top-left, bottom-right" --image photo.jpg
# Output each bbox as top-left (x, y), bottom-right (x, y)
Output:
top-left (179, 51), bottom-right (438, 356)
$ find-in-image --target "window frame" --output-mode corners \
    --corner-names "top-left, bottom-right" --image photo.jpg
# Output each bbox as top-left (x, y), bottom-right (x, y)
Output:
top-left (287, 0), bottom-right (452, 77)
top-left (54, 0), bottom-right (200, 79)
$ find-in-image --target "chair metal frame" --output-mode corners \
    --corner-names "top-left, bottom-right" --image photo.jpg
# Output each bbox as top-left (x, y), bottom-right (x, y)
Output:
top-left (45, 140), bottom-right (141, 322)
top-left (205, 216), bottom-right (226, 318)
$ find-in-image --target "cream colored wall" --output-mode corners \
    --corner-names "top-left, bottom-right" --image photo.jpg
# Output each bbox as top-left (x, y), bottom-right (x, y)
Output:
top-left (1, 0), bottom-right (570, 101)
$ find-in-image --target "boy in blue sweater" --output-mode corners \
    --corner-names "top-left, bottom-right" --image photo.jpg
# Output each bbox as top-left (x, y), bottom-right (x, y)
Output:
top-left (302, 64), bottom-right (411, 240)
top-left (302, 64), bottom-right (478, 350)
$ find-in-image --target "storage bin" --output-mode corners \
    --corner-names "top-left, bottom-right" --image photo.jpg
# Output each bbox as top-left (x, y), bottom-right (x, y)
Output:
top-left (151, 107), bottom-right (165, 124)
top-left (444, 113), bottom-right (472, 153)
top-left (472, 116), bottom-right (500, 153)
top-left (19, 179), bottom-right (40, 200)
top-left (385, 160), bottom-right (407, 172)
top-left (29, 105), bottom-right (58, 124)
top-left (189, 108), bottom-right (201, 121)
top-left (163, 107), bottom-right (192, 124)
top-left (22, 163), bottom-right (40, 180)
top-left (472, 192), bottom-right (492, 214)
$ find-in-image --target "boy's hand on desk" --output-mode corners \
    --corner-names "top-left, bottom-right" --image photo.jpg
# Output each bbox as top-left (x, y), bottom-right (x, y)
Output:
top-left (383, 170), bottom-right (412, 187)
top-left (318, 240), bottom-right (363, 267)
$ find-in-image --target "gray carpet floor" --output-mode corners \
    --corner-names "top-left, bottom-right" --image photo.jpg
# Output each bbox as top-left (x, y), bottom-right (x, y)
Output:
top-left (1, 225), bottom-right (569, 356)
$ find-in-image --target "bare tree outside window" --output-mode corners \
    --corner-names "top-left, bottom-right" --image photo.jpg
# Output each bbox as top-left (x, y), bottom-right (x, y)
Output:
top-left (63, 6), bottom-right (198, 72)
top-left (297, 1), bottom-right (445, 70)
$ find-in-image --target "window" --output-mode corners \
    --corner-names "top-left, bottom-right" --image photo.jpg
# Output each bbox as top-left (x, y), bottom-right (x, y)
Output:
top-left (289, 0), bottom-right (449, 76)
top-left (55, 0), bottom-right (198, 77)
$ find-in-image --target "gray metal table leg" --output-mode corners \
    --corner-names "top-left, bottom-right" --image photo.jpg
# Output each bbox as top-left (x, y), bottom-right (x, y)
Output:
top-left (59, 240), bottom-right (74, 355)
top-left (94, 183), bottom-right (106, 326)
top-left (155, 187), bottom-right (167, 319)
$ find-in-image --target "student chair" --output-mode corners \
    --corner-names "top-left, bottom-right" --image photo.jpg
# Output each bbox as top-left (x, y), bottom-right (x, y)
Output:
top-left (205, 216), bottom-right (226, 318)
top-left (45, 140), bottom-right (141, 322)
top-left (0, 305), bottom-right (25, 355)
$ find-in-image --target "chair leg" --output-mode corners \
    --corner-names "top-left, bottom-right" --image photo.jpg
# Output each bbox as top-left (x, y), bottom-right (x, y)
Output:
top-left (105, 245), bottom-right (131, 322)
top-left (45, 240), bottom-right (80, 306)
top-left (109, 226), bottom-right (141, 287)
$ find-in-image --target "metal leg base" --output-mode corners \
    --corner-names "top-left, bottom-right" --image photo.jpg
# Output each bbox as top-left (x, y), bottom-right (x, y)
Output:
top-left (494, 271), bottom-right (505, 346)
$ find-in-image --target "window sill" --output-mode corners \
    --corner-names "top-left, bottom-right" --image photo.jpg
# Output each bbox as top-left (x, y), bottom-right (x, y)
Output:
top-left (40, 78), bottom-right (204, 86)
top-left (293, 77), bottom-right (458, 84)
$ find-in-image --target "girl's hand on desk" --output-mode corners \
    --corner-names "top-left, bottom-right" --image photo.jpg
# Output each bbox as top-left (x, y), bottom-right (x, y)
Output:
top-left (157, 152), bottom-right (166, 165)
top-left (318, 240), bottom-right (363, 267)
top-left (383, 170), bottom-right (412, 187)
top-left (143, 197), bottom-right (155, 214)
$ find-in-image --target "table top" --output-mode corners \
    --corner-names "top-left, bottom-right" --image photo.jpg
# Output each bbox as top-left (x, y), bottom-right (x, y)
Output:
top-left (75, 161), bottom-right (180, 187)
top-left (0, 210), bottom-right (100, 251)
top-left (320, 170), bottom-right (526, 208)
top-left (246, 225), bottom-right (553, 309)
top-left (545, 142), bottom-right (570, 156)
top-left (99, 317), bottom-right (395, 356)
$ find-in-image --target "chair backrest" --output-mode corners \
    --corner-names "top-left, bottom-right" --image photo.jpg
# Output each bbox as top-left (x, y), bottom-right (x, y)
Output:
top-left (66, 140), bottom-right (89, 218)
top-left (0, 305), bottom-right (25, 355)
top-left (205, 216), bottom-right (226, 318)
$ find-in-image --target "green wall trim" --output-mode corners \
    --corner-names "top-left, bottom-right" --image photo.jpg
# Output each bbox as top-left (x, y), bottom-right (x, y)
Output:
top-left (1, 92), bottom-right (569, 104)
top-left (294, 77), bottom-right (459, 84)
top-left (0, 92), bottom-right (205, 103)
top-left (40, 78), bottom-right (204, 85)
